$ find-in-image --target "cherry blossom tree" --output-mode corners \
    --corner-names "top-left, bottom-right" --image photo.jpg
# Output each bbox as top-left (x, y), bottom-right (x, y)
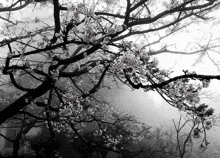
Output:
top-left (0, 0), bottom-right (220, 157)
top-left (172, 113), bottom-right (216, 158)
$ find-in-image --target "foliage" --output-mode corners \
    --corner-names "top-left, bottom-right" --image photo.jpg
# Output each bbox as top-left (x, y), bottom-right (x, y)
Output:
top-left (24, 128), bottom-right (61, 158)
top-left (53, 100), bottom-right (151, 155)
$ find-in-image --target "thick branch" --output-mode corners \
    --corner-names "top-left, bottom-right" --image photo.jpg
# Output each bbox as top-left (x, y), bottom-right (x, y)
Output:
top-left (0, 77), bottom-right (54, 124)
top-left (124, 70), bottom-right (220, 89)
top-left (9, 73), bottom-right (33, 91)
top-left (128, 2), bottom-right (217, 27)
top-left (114, 12), bottom-right (194, 41)
top-left (59, 61), bottom-right (97, 77)
top-left (130, 0), bottom-right (149, 12)
top-left (46, 88), bottom-right (56, 138)
top-left (124, 0), bottom-right (131, 25)
top-left (50, 44), bottom-right (101, 71)
top-left (50, 0), bottom-right (61, 44)
top-left (0, 0), bottom-right (30, 12)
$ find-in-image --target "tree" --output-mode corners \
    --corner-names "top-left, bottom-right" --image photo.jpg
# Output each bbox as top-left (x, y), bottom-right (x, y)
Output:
top-left (0, 82), bottom-right (51, 157)
top-left (0, 0), bottom-right (220, 156)
top-left (24, 127), bottom-right (61, 158)
top-left (53, 97), bottom-right (151, 157)
top-left (172, 114), bottom-right (214, 158)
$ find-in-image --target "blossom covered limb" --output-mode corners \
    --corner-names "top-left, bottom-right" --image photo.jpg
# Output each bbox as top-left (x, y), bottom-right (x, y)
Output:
top-left (124, 70), bottom-right (220, 90)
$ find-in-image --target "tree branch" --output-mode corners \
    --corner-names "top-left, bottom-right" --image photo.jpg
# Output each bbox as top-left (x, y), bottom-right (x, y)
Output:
top-left (82, 64), bottom-right (110, 98)
top-left (0, 0), bottom-right (30, 12)
top-left (0, 77), bottom-right (54, 124)
top-left (50, 0), bottom-right (61, 44)
top-left (124, 69), bottom-right (220, 90)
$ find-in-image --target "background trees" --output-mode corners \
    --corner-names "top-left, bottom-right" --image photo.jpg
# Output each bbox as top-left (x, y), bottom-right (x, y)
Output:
top-left (1, 0), bottom-right (220, 157)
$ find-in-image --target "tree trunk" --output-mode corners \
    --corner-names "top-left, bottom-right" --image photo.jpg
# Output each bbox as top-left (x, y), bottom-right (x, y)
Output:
top-left (13, 140), bottom-right (20, 158)
top-left (0, 78), bottom-right (54, 124)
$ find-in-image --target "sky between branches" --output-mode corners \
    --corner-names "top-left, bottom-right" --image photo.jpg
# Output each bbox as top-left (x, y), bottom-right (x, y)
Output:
top-left (1, 0), bottom-right (220, 121)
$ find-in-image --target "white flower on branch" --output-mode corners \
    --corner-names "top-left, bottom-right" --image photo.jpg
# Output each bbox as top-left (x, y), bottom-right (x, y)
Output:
top-left (108, 27), bottom-right (116, 34)
top-left (115, 25), bottom-right (123, 32)
top-left (67, 4), bottom-right (75, 11)
top-left (139, 77), bottom-right (148, 86)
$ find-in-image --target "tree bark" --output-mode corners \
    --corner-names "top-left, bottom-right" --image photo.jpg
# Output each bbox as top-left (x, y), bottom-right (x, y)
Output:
top-left (0, 78), bottom-right (54, 124)
top-left (13, 140), bottom-right (20, 158)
